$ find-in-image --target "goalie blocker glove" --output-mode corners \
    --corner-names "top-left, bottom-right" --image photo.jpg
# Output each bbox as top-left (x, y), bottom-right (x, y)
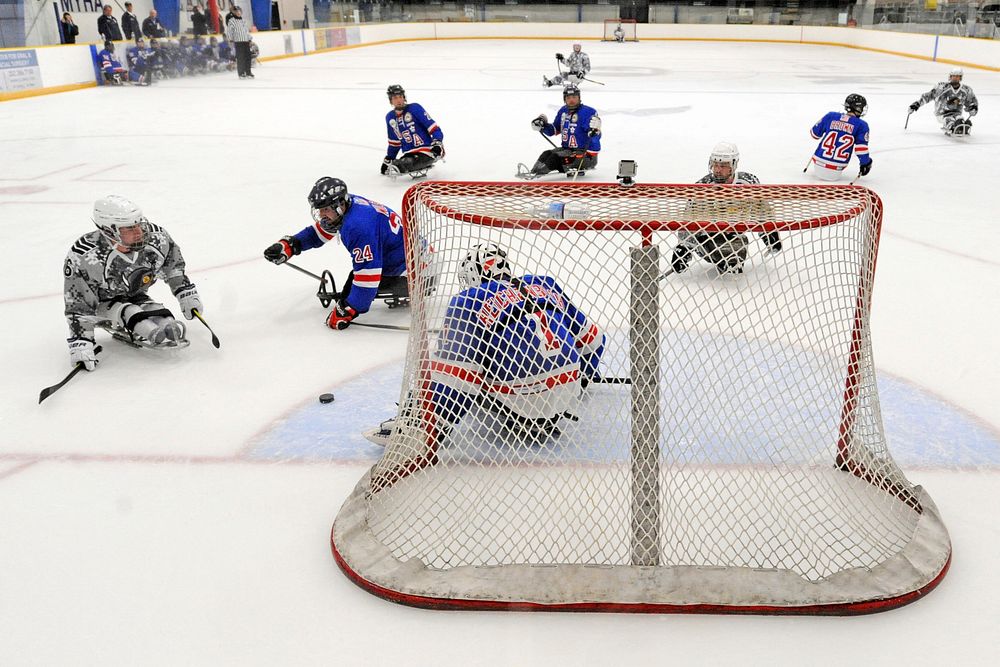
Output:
top-left (326, 298), bottom-right (358, 330)
top-left (263, 236), bottom-right (301, 265)
top-left (173, 283), bottom-right (202, 320)
top-left (68, 337), bottom-right (98, 371)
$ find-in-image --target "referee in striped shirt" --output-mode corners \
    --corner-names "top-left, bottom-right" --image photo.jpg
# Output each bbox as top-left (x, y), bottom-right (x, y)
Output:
top-left (226, 6), bottom-right (253, 79)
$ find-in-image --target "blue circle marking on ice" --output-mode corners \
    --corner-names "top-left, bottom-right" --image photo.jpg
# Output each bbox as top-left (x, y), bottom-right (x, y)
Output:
top-left (247, 362), bottom-right (1000, 468)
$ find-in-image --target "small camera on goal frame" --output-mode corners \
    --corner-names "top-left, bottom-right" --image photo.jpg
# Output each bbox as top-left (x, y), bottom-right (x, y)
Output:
top-left (617, 159), bottom-right (637, 187)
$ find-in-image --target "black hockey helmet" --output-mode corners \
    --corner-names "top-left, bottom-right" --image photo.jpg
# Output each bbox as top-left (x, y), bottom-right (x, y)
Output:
top-left (308, 177), bottom-right (350, 234)
top-left (386, 84), bottom-right (406, 101)
top-left (563, 84), bottom-right (581, 107)
top-left (104, 40), bottom-right (114, 51)
top-left (844, 93), bottom-right (868, 117)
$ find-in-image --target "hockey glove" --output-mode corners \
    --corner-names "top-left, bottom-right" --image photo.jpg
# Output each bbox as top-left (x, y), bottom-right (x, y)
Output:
top-left (969, 106), bottom-right (978, 117)
top-left (431, 141), bottom-right (445, 159)
top-left (68, 337), bottom-right (98, 371)
top-left (555, 53), bottom-right (564, 62)
top-left (530, 115), bottom-right (548, 132)
top-left (859, 160), bottom-right (873, 177)
top-left (587, 115), bottom-right (602, 138)
top-left (380, 157), bottom-right (392, 175)
top-left (263, 236), bottom-right (301, 265)
top-left (326, 299), bottom-right (358, 331)
top-left (909, 102), bottom-right (920, 112)
top-left (173, 283), bottom-right (202, 320)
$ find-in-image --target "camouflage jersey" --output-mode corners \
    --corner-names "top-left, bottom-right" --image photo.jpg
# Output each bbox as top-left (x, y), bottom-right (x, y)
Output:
top-left (916, 82), bottom-right (979, 118)
top-left (564, 51), bottom-right (591, 76)
top-left (678, 171), bottom-right (780, 261)
top-left (63, 223), bottom-right (190, 341)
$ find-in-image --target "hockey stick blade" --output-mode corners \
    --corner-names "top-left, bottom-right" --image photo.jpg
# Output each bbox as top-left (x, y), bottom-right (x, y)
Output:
top-left (39, 345), bottom-right (103, 404)
top-left (905, 110), bottom-right (913, 130)
top-left (594, 376), bottom-right (630, 385)
top-left (191, 309), bottom-right (221, 348)
top-left (351, 322), bottom-right (410, 332)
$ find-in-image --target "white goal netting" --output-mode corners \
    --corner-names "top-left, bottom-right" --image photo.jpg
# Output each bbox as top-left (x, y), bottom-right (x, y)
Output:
top-left (603, 18), bottom-right (639, 42)
top-left (331, 182), bottom-right (951, 614)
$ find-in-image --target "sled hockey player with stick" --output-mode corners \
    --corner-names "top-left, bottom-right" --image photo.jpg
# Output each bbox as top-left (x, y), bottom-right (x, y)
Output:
top-left (517, 84), bottom-right (601, 180)
top-left (263, 177), bottom-right (430, 329)
top-left (381, 84), bottom-right (446, 180)
top-left (364, 243), bottom-right (605, 448)
top-left (62, 196), bottom-right (205, 370)
top-left (806, 94), bottom-right (873, 182)
top-left (670, 142), bottom-right (782, 276)
top-left (909, 68), bottom-right (979, 137)
top-left (543, 43), bottom-right (591, 88)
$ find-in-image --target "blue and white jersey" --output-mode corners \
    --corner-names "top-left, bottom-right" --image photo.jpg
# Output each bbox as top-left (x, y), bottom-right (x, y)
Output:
top-left (541, 103), bottom-right (601, 155)
top-left (97, 49), bottom-right (124, 74)
top-left (430, 275), bottom-right (605, 425)
top-left (810, 112), bottom-right (871, 171)
top-left (126, 45), bottom-right (147, 69)
top-left (289, 195), bottom-right (406, 313)
top-left (385, 103), bottom-right (444, 160)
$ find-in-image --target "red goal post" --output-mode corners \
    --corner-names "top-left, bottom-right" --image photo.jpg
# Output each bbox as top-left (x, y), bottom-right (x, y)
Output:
top-left (603, 18), bottom-right (639, 42)
top-left (331, 181), bottom-right (951, 614)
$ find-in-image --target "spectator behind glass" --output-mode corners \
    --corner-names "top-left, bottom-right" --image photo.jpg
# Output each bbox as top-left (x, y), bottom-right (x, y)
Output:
top-left (121, 2), bottom-right (141, 41)
top-left (192, 4), bottom-right (209, 37)
top-left (97, 5), bottom-right (123, 42)
top-left (143, 9), bottom-right (167, 39)
top-left (61, 13), bottom-right (79, 44)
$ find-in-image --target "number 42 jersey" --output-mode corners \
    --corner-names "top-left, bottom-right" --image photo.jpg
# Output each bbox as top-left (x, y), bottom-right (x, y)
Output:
top-left (810, 112), bottom-right (871, 171)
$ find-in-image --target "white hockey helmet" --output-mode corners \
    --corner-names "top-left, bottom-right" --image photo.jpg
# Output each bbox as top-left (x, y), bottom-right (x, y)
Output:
top-left (572, 43), bottom-right (582, 53)
top-left (708, 142), bottom-right (739, 182)
top-left (92, 195), bottom-right (148, 251)
top-left (949, 67), bottom-right (963, 79)
top-left (459, 243), bottom-right (513, 288)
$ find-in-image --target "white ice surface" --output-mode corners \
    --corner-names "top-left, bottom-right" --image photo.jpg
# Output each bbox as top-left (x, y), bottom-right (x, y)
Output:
top-left (1, 39), bottom-right (999, 665)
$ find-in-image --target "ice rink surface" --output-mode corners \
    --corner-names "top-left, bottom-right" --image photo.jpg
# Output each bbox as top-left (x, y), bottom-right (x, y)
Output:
top-left (2, 37), bottom-right (999, 664)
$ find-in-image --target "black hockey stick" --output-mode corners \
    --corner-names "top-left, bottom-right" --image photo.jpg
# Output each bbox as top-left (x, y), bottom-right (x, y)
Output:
top-left (594, 376), bottom-right (630, 385)
top-left (284, 261), bottom-right (339, 307)
top-left (802, 156), bottom-right (813, 173)
top-left (39, 345), bottom-right (103, 404)
top-left (351, 322), bottom-right (410, 332)
top-left (191, 309), bottom-right (220, 348)
top-left (581, 76), bottom-right (605, 86)
top-left (538, 129), bottom-right (558, 149)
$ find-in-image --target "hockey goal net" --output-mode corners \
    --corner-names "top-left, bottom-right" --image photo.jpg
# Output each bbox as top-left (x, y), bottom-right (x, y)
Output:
top-left (603, 18), bottom-right (638, 42)
top-left (331, 181), bottom-right (951, 614)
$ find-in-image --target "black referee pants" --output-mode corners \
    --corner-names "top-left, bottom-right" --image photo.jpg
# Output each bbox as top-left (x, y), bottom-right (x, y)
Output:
top-left (235, 41), bottom-right (252, 77)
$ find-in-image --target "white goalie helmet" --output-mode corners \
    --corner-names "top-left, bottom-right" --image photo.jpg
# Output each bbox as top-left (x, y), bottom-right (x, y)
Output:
top-left (708, 141), bottom-right (739, 183)
top-left (92, 195), bottom-right (148, 251)
top-left (458, 243), bottom-right (513, 288)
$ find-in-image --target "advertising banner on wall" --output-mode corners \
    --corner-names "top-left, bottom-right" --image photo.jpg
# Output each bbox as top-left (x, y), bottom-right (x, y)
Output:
top-left (0, 49), bottom-right (43, 93)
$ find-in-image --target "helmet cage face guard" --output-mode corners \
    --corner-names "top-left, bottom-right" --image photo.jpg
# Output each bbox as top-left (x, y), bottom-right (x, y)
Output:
top-left (459, 243), bottom-right (512, 288)
top-left (708, 143), bottom-right (739, 183)
top-left (100, 216), bottom-right (150, 252)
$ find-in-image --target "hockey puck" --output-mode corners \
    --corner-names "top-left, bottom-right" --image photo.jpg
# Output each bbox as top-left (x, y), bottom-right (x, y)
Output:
top-left (319, 393), bottom-right (335, 404)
